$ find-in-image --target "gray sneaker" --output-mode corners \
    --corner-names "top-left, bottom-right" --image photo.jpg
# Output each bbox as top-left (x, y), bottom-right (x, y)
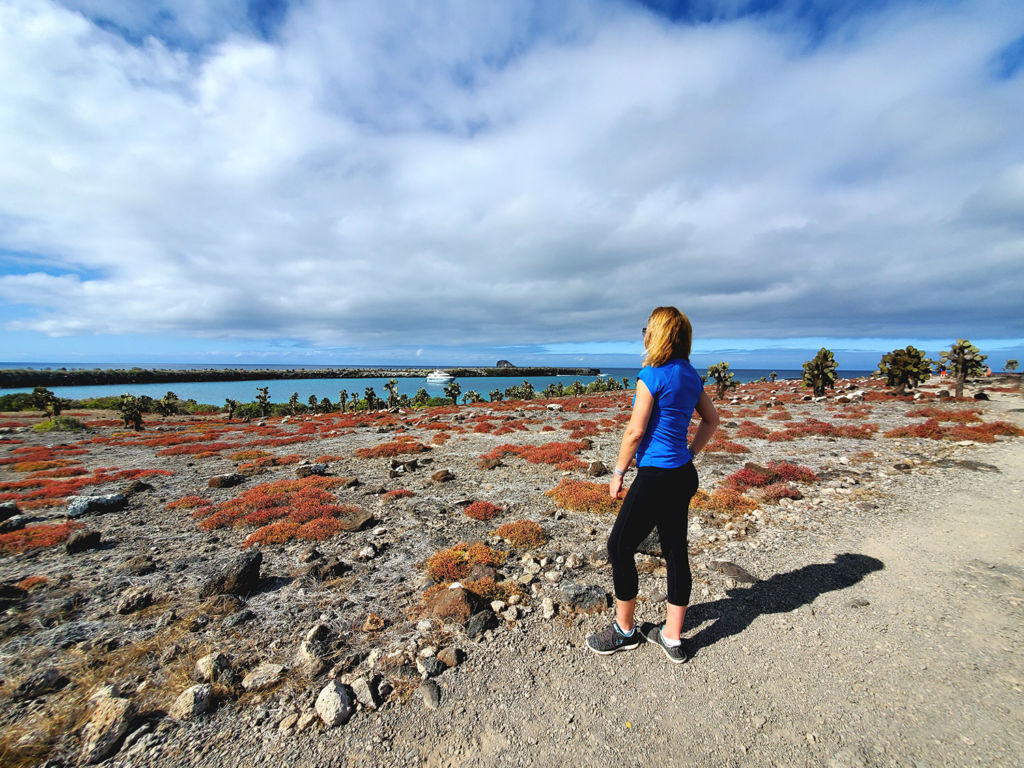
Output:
top-left (643, 623), bottom-right (689, 664)
top-left (586, 622), bottom-right (642, 655)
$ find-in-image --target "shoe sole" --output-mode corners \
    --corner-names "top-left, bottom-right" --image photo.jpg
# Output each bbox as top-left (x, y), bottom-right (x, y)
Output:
top-left (645, 632), bottom-right (688, 664)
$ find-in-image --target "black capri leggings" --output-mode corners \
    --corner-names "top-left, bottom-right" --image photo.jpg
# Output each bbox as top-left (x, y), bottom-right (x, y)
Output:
top-left (607, 461), bottom-right (698, 606)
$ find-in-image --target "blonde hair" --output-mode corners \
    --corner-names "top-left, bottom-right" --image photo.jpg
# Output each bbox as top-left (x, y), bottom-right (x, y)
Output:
top-left (643, 306), bottom-right (692, 367)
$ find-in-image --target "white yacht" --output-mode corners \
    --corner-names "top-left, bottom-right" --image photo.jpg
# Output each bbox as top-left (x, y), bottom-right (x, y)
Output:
top-left (425, 370), bottom-right (454, 383)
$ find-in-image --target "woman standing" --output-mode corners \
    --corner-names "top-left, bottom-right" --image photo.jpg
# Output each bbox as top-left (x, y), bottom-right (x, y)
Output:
top-left (587, 307), bottom-right (719, 663)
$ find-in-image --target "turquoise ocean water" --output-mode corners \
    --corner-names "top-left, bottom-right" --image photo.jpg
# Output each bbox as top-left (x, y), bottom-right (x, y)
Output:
top-left (0, 364), bottom-right (874, 405)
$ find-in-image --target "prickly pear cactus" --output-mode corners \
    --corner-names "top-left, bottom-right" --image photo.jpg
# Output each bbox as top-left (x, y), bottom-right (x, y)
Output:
top-left (802, 348), bottom-right (838, 397)
top-left (707, 362), bottom-right (738, 399)
top-left (940, 339), bottom-right (986, 398)
top-left (876, 346), bottom-right (933, 393)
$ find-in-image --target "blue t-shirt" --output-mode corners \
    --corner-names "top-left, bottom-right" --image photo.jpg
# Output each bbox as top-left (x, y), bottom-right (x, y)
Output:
top-left (635, 358), bottom-right (703, 468)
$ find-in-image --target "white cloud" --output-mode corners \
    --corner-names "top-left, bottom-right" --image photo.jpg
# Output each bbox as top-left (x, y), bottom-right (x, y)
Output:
top-left (0, 0), bottom-right (1022, 353)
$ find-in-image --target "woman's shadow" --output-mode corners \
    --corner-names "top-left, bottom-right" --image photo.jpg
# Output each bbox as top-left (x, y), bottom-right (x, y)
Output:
top-left (683, 553), bottom-right (884, 656)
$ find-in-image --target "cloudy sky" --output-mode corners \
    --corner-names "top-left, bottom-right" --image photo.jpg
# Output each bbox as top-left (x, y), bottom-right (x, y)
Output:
top-left (1, 0), bottom-right (1022, 369)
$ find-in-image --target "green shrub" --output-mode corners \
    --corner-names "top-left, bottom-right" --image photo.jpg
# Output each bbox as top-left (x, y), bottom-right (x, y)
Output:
top-left (33, 416), bottom-right (86, 432)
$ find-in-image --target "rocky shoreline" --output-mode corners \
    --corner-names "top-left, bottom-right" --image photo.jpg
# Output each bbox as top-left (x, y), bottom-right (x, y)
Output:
top-left (0, 376), bottom-right (1021, 766)
top-left (0, 366), bottom-right (602, 390)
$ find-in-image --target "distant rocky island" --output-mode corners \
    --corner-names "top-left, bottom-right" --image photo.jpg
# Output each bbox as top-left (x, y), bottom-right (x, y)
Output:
top-left (0, 365), bottom-right (601, 389)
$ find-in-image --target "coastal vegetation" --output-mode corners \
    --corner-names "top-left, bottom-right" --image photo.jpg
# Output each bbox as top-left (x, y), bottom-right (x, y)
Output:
top-left (802, 348), bottom-right (838, 397)
top-left (0, 365), bottom-right (600, 389)
top-left (940, 339), bottom-right (987, 398)
top-left (876, 346), bottom-right (933, 393)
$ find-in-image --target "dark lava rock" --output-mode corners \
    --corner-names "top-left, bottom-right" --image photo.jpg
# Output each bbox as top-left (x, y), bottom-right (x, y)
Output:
top-left (306, 555), bottom-right (351, 582)
top-left (587, 461), bottom-right (608, 477)
top-left (419, 680), bottom-right (441, 709)
top-left (198, 550), bottom-right (262, 597)
top-left (431, 469), bottom-right (455, 483)
top-left (467, 563), bottom-right (498, 581)
top-left (477, 457), bottom-right (502, 470)
top-left (208, 473), bottom-right (244, 489)
top-left (636, 530), bottom-right (662, 557)
top-left (12, 667), bottom-right (69, 699)
top-left (973, 391), bottom-right (990, 400)
top-left (66, 493), bottom-right (126, 518)
top-left (115, 586), bottom-right (153, 614)
top-left (123, 554), bottom-right (157, 575)
top-left (65, 529), bottom-right (102, 554)
top-left (121, 480), bottom-right (153, 498)
top-left (423, 586), bottom-right (477, 623)
top-left (296, 463), bottom-right (328, 478)
top-left (0, 501), bottom-right (19, 522)
top-left (336, 508), bottom-right (374, 532)
top-left (558, 582), bottom-right (609, 614)
top-left (465, 610), bottom-right (498, 638)
top-left (1, 514), bottom-right (27, 533)
top-left (0, 583), bottom-right (28, 611)
top-left (419, 656), bottom-right (446, 678)
top-left (223, 609), bottom-right (256, 628)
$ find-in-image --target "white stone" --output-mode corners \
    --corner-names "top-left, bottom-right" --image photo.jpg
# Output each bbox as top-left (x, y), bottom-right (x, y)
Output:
top-left (241, 663), bottom-right (287, 691)
top-left (541, 597), bottom-right (556, 619)
top-left (80, 697), bottom-right (134, 764)
top-left (315, 681), bottom-right (355, 727)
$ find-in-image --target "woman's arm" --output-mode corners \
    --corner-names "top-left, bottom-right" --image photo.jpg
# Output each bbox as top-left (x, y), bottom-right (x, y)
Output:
top-left (687, 390), bottom-right (719, 458)
top-left (609, 380), bottom-right (654, 498)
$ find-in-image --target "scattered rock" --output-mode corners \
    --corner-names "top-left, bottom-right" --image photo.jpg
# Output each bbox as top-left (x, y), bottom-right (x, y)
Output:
top-left (0, 500), bottom-right (19, 522)
top-left (466, 610), bottom-right (498, 638)
top-left (296, 463), bottom-right (328, 478)
top-left (559, 582), bottom-right (609, 613)
top-left (0, 583), bottom-right (28, 610)
top-left (423, 586), bottom-right (477, 623)
top-left (546, 404), bottom-right (564, 412)
top-left (849, 598), bottom-right (870, 608)
top-left (241, 662), bottom-right (287, 691)
top-left (168, 684), bottom-right (213, 720)
top-left (278, 713), bottom-right (299, 733)
top-left (123, 554), bottom-right (156, 575)
top-left (362, 613), bottom-right (385, 632)
top-left (419, 680), bottom-right (441, 709)
top-left (65, 529), bottom-right (102, 554)
top-left (207, 473), bottom-right (244, 489)
top-left (193, 652), bottom-right (232, 683)
top-left (357, 544), bottom-right (377, 561)
top-left (198, 550), bottom-right (262, 597)
top-left (0, 514), bottom-right (27, 533)
top-left (116, 586), bottom-right (153, 615)
top-left (587, 461), bottom-right (608, 477)
top-left (13, 667), bottom-right (69, 699)
top-left (306, 556), bottom-right (351, 582)
top-left (711, 561), bottom-right (758, 584)
top-left (436, 647), bottom-right (462, 668)
top-left (336, 508), bottom-right (375, 532)
top-left (79, 696), bottom-right (134, 764)
top-left (467, 563), bottom-right (497, 581)
top-left (973, 391), bottom-right (990, 401)
top-left (431, 469), bottom-right (455, 483)
top-left (223, 609), bottom-right (256, 628)
top-left (477, 457), bottom-right (502, 470)
top-left (297, 623), bottom-right (332, 669)
top-left (120, 480), bottom-right (153, 498)
top-left (417, 656), bottom-right (446, 677)
top-left (67, 493), bottom-right (127, 519)
top-left (315, 681), bottom-right (355, 727)
top-left (541, 597), bottom-right (556, 619)
top-left (296, 711), bottom-right (319, 732)
top-left (352, 676), bottom-right (382, 709)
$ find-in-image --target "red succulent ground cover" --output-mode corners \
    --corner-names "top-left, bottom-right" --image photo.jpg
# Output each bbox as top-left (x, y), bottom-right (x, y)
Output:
top-left (0, 521), bottom-right (82, 554)
top-left (492, 520), bottom-right (545, 548)
top-left (464, 500), bottom-right (503, 521)
top-left (15, 575), bottom-right (48, 590)
top-left (885, 419), bottom-right (1024, 442)
top-left (723, 461), bottom-right (818, 492)
top-left (904, 407), bottom-right (982, 423)
top-left (431, 432), bottom-right (452, 445)
top-left (736, 421), bottom-right (771, 439)
top-left (0, 468), bottom-right (173, 509)
top-left (561, 420), bottom-right (600, 438)
top-left (690, 488), bottom-right (758, 516)
top-left (705, 435), bottom-right (750, 454)
top-left (767, 419), bottom-right (878, 441)
top-left (0, 445), bottom-right (89, 467)
top-left (382, 489), bottom-right (415, 502)
top-left (354, 439), bottom-right (431, 459)
top-left (545, 479), bottom-right (623, 514)
top-left (481, 441), bottom-right (590, 467)
top-left (425, 542), bottom-right (506, 583)
top-left (193, 476), bottom-right (352, 532)
top-left (758, 482), bottom-right (804, 501)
